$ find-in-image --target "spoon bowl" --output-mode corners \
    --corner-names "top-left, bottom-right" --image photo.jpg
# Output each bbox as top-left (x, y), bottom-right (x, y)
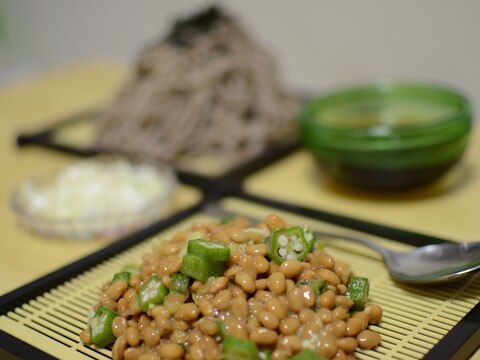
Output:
top-left (317, 231), bottom-right (480, 285)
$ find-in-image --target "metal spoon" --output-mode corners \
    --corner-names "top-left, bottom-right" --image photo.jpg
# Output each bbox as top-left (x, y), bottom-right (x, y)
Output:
top-left (204, 205), bottom-right (480, 285)
top-left (317, 230), bottom-right (480, 285)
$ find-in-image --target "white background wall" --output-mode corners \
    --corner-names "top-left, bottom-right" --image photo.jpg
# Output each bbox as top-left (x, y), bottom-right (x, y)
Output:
top-left (1, 0), bottom-right (479, 115)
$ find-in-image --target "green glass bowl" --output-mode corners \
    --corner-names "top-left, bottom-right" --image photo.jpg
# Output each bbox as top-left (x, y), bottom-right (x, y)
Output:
top-left (300, 81), bottom-right (473, 189)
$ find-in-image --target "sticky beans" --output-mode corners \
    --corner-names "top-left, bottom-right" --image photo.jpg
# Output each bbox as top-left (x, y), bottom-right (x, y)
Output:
top-left (169, 258), bottom-right (183, 274)
top-left (346, 317), bottom-right (366, 337)
top-left (106, 280), bottom-right (128, 301)
top-left (142, 327), bottom-right (160, 346)
top-left (198, 298), bottom-right (215, 317)
top-left (213, 289), bottom-right (232, 310)
top-left (112, 335), bottom-right (128, 360)
top-left (266, 297), bottom-right (287, 320)
top-left (81, 214), bottom-right (382, 359)
top-left (319, 289), bottom-right (336, 309)
top-left (246, 244), bottom-right (269, 256)
top-left (279, 317), bottom-right (301, 336)
top-left (99, 294), bottom-right (116, 309)
top-left (239, 255), bottom-right (257, 279)
top-left (174, 303), bottom-right (200, 322)
top-left (315, 252), bottom-right (336, 270)
top-left (137, 314), bottom-right (150, 331)
top-left (331, 320), bottom-right (347, 338)
top-left (235, 271), bottom-right (256, 293)
top-left (332, 306), bottom-right (349, 321)
top-left (224, 265), bottom-right (241, 279)
top-left (296, 309), bottom-right (312, 324)
top-left (268, 272), bottom-right (286, 295)
top-left (318, 308), bottom-right (334, 324)
top-left (231, 296), bottom-right (249, 318)
top-left (365, 303), bottom-right (383, 324)
top-left (265, 213), bottom-right (287, 230)
top-left (198, 317), bottom-right (218, 336)
top-left (357, 329), bottom-right (382, 349)
top-left (336, 284), bottom-right (348, 295)
top-left (258, 311), bottom-right (280, 329)
top-left (336, 337), bottom-right (358, 353)
top-left (352, 311), bottom-right (369, 329)
top-left (172, 319), bottom-right (189, 331)
top-left (287, 288), bottom-right (304, 313)
top-left (317, 337), bottom-right (338, 358)
top-left (127, 295), bottom-right (141, 316)
top-left (334, 261), bottom-right (352, 284)
top-left (253, 255), bottom-right (270, 274)
top-left (230, 229), bottom-right (250, 243)
top-left (250, 327), bottom-right (278, 345)
top-left (300, 286), bottom-right (315, 307)
top-left (255, 278), bottom-right (269, 290)
top-left (79, 329), bottom-right (91, 345)
top-left (159, 343), bottom-right (185, 358)
top-left (271, 349), bottom-right (290, 360)
top-left (125, 327), bottom-right (140, 347)
top-left (137, 353), bottom-right (160, 360)
top-left (335, 295), bottom-right (354, 309)
top-left (209, 276), bottom-right (229, 294)
top-left (318, 269), bottom-right (341, 286)
top-left (254, 290), bottom-right (272, 303)
top-left (279, 260), bottom-right (303, 279)
top-left (154, 316), bottom-right (172, 335)
top-left (268, 262), bottom-right (280, 275)
top-left (278, 335), bottom-right (303, 353)
top-left (112, 316), bottom-right (128, 337)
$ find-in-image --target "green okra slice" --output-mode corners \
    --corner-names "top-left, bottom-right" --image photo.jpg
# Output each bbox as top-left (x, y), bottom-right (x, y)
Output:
top-left (222, 335), bottom-right (261, 360)
top-left (122, 263), bottom-right (140, 274)
top-left (259, 349), bottom-right (272, 360)
top-left (112, 271), bottom-right (131, 283)
top-left (302, 226), bottom-right (317, 252)
top-left (268, 226), bottom-right (310, 264)
top-left (187, 239), bottom-right (230, 262)
top-left (216, 320), bottom-right (227, 339)
top-left (346, 277), bottom-right (369, 311)
top-left (137, 275), bottom-right (169, 312)
top-left (170, 273), bottom-right (190, 294)
top-left (89, 306), bottom-right (118, 348)
top-left (180, 254), bottom-right (225, 282)
top-left (296, 278), bottom-right (326, 294)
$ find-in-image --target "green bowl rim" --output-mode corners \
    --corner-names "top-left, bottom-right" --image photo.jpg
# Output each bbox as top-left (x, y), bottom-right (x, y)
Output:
top-left (300, 80), bottom-right (473, 151)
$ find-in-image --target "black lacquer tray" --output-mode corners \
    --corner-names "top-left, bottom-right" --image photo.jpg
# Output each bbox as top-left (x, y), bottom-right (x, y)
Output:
top-left (1, 111), bottom-right (478, 360)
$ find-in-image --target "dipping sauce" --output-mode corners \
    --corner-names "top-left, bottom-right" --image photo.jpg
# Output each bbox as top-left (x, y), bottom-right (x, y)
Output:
top-left (300, 81), bottom-right (472, 189)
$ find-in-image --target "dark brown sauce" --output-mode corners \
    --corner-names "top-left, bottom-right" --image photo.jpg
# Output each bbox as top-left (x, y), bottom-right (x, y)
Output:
top-left (317, 159), bottom-right (457, 190)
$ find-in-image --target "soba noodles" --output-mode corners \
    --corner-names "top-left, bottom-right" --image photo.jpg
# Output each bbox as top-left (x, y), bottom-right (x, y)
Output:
top-left (94, 7), bottom-right (300, 174)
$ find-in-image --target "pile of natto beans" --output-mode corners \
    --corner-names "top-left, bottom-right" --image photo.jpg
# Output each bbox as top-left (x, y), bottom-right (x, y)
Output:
top-left (80, 214), bottom-right (383, 359)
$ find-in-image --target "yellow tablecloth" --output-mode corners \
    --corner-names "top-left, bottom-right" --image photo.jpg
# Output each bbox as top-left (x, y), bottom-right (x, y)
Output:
top-left (0, 61), bottom-right (478, 359)
top-left (245, 131), bottom-right (480, 242)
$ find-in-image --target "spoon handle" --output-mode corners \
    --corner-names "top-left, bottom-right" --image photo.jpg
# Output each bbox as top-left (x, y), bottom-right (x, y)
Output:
top-left (315, 230), bottom-right (391, 258)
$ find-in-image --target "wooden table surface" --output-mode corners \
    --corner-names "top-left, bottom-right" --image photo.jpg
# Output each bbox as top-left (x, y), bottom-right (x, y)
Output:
top-left (0, 61), bottom-right (478, 359)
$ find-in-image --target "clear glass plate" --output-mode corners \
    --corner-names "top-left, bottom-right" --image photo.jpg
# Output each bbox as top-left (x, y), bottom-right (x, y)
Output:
top-left (11, 155), bottom-right (177, 239)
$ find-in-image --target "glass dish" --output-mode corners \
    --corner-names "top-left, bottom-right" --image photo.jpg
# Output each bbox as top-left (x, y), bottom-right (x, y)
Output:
top-left (299, 80), bottom-right (473, 189)
top-left (11, 156), bottom-right (177, 239)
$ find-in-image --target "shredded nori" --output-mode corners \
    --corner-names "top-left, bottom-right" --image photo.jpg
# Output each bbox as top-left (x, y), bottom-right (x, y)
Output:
top-left (167, 6), bottom-right (228, 47)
